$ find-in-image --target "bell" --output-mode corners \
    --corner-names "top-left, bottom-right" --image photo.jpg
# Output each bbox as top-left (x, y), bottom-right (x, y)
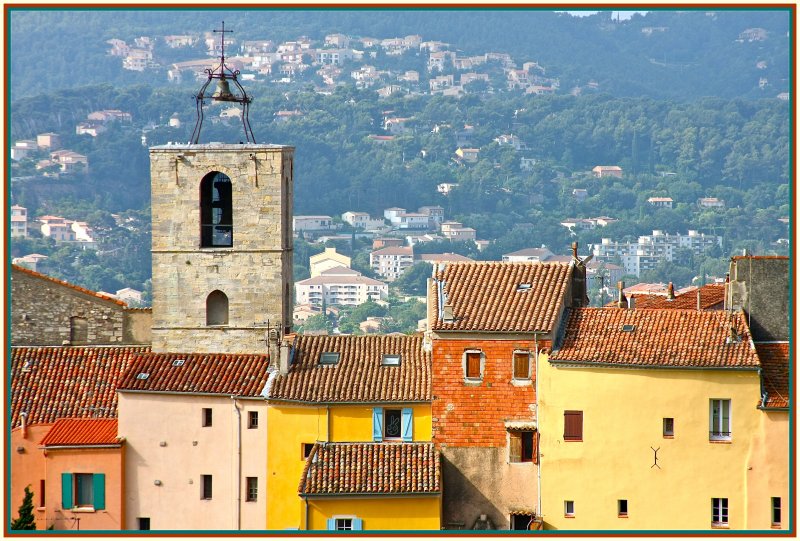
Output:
top-left (213, 77), bottom-right (235, 101)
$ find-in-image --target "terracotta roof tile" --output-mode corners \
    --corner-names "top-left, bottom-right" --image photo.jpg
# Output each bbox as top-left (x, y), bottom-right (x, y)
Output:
top-left (40, 418), bottom-right (120, 447)
top-left (12, 265), bottom-right (126, 306)
top-left (299, 442), bottom-right (440, 496)
top-left (633, 284), bottom-right (725, 310)
top-left (755, 343), bottom-right (790, 409)
top-left (118, 352), bottom-right (270, 397)
top-left (550, 309), bottom-right (759, 369)
top-left (431, 262), bottom-right (572, 332)
top-left (11, 346), bottom-right (147, 428)
top-left (269, 335), bottom-right (430, 403)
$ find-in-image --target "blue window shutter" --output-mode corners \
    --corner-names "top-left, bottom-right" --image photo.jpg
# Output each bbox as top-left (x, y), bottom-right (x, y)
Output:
top-left (372, 408), bottom-right (383, 441)
top-left (352, 518), bottom-right (363, 530)
top-left (61, 473), bottom-right (73, 509)
top-left (93, 473), bottom-right (106, 510)
top-left (401, 408), bottom-right (413, 442)
top-left (326, 518), bottom-right (336, 530)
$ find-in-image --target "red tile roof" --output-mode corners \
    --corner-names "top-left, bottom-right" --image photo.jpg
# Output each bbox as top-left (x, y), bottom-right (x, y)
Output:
top-left (12, 265), bottom-right (127, 306)
top-left (550, 309), bottom-right (760, 369)
top-left (633, 284), bottom-right (725, 310)
top-left (118, 352), bottom-right (270, 397)
top-left (755, 343), bottom-right (790, 409)
top-left (268, 335), bottom-right (431, 403)
top-left (11, 346), bottom-right (147, 428)
top-left (430, 262), bottom-right (572, 333)
top-left (40, 418), bottom-right (121, 447)
top-left (299, 442), bottom-right (440, 496)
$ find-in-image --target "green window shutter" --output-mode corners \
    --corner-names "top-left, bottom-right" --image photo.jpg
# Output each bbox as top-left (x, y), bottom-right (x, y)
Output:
top-left (61, 473), bottom-right (73, 509)
top-left (93, 473), bottom-right (106, 510)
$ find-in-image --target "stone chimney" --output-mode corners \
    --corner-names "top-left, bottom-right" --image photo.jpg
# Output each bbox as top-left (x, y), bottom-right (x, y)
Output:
top-left (617, 281), bottom-right (628, 309)
top-left (279, 340), bottom-right (291, 375)
top-left (667, 282), bottom-right (675, 300)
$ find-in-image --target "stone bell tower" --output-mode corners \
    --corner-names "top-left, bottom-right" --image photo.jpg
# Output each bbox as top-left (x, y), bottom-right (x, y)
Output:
top-left (149, 23), bottom-right (293, 354)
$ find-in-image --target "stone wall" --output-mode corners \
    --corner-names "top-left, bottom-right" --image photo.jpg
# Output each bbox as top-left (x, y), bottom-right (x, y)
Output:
top-left (728, 256), bottom-right (789, 341)
top-left (149, 144), bottom-right (294, 353)
top-left (11, 266), bottom-right (127, 346)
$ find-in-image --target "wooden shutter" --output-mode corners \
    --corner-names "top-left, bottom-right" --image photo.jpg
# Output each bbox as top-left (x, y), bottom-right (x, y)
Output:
top-left (509, 432), bottom-right (522, 462)
top-left (372, 408), bottom-right (383, 441)
top-left (466, 352), bottom-right (481, 378)
top-left (401, 408), bottom-right (413, 442)
top-left (93, 473), bottom-right (105, 510)
top-left (352, 518), bottom-right (363, 530)
top-left (564, 410), bottom-right (583, 441)
top-left (61, 473), bottom-right (73, 509)
top-left (513, 353), bottom-right (529, 379)
top-left (326, 519), bottom-right (336, 530)
top-left (532, 430), bottom-right (540, 465)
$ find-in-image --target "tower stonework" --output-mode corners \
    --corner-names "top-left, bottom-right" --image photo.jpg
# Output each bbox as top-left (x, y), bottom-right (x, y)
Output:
top-left (149, 143), bottom-right (294, 353)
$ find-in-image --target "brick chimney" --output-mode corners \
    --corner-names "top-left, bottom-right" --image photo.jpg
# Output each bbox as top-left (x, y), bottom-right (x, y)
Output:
top-left (667, 282), bottom-right (675, 300)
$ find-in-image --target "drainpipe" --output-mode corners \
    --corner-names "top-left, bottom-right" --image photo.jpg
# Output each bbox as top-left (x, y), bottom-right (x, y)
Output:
top-left (534, 335), bottom-right (542, 521)
top-left (304, 496), bottom-right (309, 530)
top-left (20, 411), bottom-right (28, 439)
top-left (232, 397), bottom-right (242, 530)
top-left (325, 405), bottom-right (331, 442)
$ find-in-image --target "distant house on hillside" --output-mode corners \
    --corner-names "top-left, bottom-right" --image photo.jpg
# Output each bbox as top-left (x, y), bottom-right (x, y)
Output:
top-left (592, 165), bottom-right (623, 178)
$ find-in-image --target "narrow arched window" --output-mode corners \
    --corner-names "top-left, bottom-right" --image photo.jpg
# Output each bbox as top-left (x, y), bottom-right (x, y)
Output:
top-left (200, 172), bottom-right (233, 247)
top-left (206, 290), bottom-right (229, 326)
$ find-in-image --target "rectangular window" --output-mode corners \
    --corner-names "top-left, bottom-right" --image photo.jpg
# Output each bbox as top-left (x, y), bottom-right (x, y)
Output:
top-left (202, 408), bottom-right (213, 427)
top-left (372, 408), bottom-right (413, 442)
top-left (201, 475), bottom-right (213, 500)
top-left (319, 352), bottom-right (340, 365)
top-left (337, 518), bottom-right (353, 530)
top-left (564, 501), bottom-right (575, 517)
top-left (564, 410), bottom-right (583, 441)
top-left (712, 497), bottom-right (728, 526)
top-left (247, 411), bottom-right (258, 429)
top-left (384, 409), bottom-right (402, 439)
top-left (709, 399), bottom-right (731, 440)
top-left (74, 473), bottom-right (93, 507)
top-left (513, 351), bottom-right (530, 379)
top-left (246, 477), bottom-right (258, 502)
top-left (39, 479), bottom-right (45, 508)
top-left (663, 417), bottom-right (674, 437)
top-left (465, 351), bottom-right (482, 379)
top-left (618, 499), bottom-right (628, 517)
top-left (511, 514), bottom-right (533, 530)
top-left (509, 431), bottom-right (535, 463)
top-left (772, 497), bottom-right (781, 527)
top-left (138, 517), bottom-right (150, 530)
top-left (302, 443), bottom-right (315, 458)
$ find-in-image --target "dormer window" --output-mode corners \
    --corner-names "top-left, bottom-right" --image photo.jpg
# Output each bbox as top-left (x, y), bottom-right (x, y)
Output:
top-left (320, 352), bottom-right (340, 365)
top-left (381, 354), bottom-right (401, 366)
top-left (200, 171), bottom-right (233, 247)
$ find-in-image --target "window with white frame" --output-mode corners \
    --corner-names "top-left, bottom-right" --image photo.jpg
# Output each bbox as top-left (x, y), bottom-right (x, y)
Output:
top-left (709, 399), bottom-right (731, 440)
top-left (464, 350), bottom-right (483, 380)
top-left (564, 500), bottom-right (575, 517)
top-left (327, 517), bottom-right (363, 530)
top-left (372, 407), bottom-right (413, 441)
top-left (712, 497), bottom-right (728, 526)
top-left (512, 350), bottom-right (531, 380)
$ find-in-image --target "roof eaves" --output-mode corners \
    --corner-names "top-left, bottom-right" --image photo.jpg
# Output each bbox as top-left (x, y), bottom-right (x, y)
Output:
top-left (547, 359), bottom-right (761, 371)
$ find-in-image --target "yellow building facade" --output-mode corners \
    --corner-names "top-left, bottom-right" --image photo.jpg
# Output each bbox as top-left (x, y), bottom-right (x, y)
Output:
top-left (265, 334), bottom-right (440, 531)
top-left (539, 308), bottom-right (783, 531)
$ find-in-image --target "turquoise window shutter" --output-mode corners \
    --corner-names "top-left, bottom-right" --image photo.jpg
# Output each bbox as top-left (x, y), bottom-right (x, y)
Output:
top-left (326, 518), bottom-right (336, 530)
top-left (93, 473), bottom-right (106, 510)
top-left (352, 518), bottom-right (363, 530)
top-left (61, 473), bottom-right (73, 509)
top-left (401, 408), bottom-right (413, 441)
top-left (372, 408), bottom-right (383, 441)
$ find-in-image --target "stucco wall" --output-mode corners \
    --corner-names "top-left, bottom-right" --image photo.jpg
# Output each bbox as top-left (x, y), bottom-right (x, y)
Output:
top-left (122, 309), bottom-right (152, 344)
top-left (118, 392), bottom-right (267, 530)
top-left (538, 356), bottom-right (763, 530)
top-left (11, 267), bottom-right (127, 346)
top-left (10, 426), bottom-right (51, 530)
top-left (149, 144), bottom-right (293, 353)
top-left (306, 496), bottom-right (441, 531)
top-left (745, 410), bottom-right (789, 530)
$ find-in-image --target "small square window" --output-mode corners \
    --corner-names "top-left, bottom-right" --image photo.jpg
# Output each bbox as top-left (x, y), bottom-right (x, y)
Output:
top-left (247, 411), bottom-right (258, 429)
top-left (565, 500), bottom-right (575, 517)
top-left (513, 351), bottom-right (530, 379)
top-left (663, 417), bottom-right (674, 437)
top-left (138, 517), bottom-right (150, 530)
top-left (202, 408), bottom-right (213, 427)
top-left (465, 351), bottom-right (482, 379)
top-left (618, 499), bottom-right (628, 517)
top-left (302, 443), bottom-right (315, 458)
top-left (246, 477), bottom-right (258, 502)
top-left (336, 518), bottom-right (353, 530)
top-left (509, 430), bottom-right (535, 463)
top-left (320, 352), bottom-right (340, 365)
top-left (381, 354), bottom-right (401, 366)
top-left (201, 475), bottom-right (213, 500)
top-left (384, 409), bottom-right (402, 439)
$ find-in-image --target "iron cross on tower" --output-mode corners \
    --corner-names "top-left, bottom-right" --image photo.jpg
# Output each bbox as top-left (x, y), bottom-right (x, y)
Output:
top-left (214, 21), bottom-right (233, 63)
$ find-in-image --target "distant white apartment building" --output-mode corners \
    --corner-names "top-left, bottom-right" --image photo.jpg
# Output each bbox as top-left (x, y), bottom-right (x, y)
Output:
top-left (293, 215), bottom-right (334, 234)
top-left (309, 247), bottom-right (352, 278)
top-left (11, 205), bottom-right (28, 237)
top-left (39, 216), bottom-right (77, 242)
top-left (502, 247), bottom-right (554, 262)
top-left (11, 140), bottom-right (37, 161)
top-left (370, 246), bottom-right (414, 281)
top-left (418, 206), bottom-right (445, 227)
top-left (295, 266), bottom-right (388, 307)
top-left (591, 230), bottom-right (722, 277)
top-left (383, 208), bottom-right (430, 230)
top-left (342, 211), bottom-right (384, 230)
top-left (647, 197), bottom-right (674, 209)
top-left (437, 183), bottom-right (459, 196)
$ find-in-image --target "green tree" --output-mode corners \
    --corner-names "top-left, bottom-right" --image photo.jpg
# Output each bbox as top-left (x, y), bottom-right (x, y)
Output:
top-left (392, 262), bottom-right (433, 296)
top-left (11, 486), bottom-right (36, 530)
